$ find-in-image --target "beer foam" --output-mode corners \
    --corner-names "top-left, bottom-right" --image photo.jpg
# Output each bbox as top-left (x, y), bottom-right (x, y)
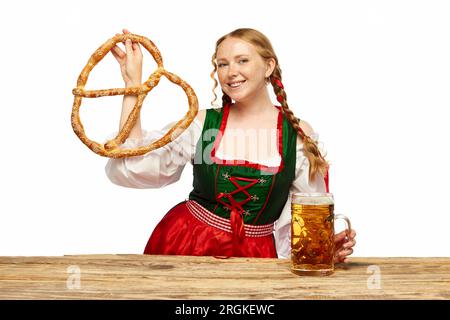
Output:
top-left (292, 193), bottom-right (334, 205)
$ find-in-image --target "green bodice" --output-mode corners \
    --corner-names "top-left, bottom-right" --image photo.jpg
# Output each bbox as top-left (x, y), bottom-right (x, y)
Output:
top-left (188, 104), bottom-right (297, 225)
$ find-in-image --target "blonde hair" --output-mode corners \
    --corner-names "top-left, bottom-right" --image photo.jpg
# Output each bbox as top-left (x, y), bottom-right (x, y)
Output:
top-left (210, 28), bottom-right (329, 182)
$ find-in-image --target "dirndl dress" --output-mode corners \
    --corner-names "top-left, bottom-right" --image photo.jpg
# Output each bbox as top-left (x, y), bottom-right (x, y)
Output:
top-left (105, 103), bottom-right (328, 258)
top-left (145, 103), bottom-right (300, 258)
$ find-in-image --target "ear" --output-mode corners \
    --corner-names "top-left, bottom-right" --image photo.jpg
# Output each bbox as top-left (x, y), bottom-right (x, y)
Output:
top-left (265, 58), bottom-right (276, 78)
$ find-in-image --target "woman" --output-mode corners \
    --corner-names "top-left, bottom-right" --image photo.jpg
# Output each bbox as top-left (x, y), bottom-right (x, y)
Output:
top-left (106, 28), bottom-right (356, 261)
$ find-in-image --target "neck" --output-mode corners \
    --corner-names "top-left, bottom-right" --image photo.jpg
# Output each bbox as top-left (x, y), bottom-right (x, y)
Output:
top-left (231, 87), bottom-right (276, 117)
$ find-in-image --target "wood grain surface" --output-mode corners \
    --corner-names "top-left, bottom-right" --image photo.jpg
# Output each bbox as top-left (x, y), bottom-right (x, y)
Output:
top-left (0, 255), bottom-right (449, 299)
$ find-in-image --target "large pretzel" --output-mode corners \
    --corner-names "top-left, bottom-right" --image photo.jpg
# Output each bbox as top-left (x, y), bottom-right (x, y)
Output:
top-left (71, 33), bottom-right (198, 158)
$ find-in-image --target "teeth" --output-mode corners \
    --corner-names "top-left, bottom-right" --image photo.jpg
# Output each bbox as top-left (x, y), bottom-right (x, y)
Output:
top-left (229, 81), bottom-right (245, 88)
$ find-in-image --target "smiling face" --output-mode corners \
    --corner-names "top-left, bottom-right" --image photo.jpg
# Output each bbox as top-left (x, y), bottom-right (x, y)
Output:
top-left (216, 37), bottom-right (273, 103)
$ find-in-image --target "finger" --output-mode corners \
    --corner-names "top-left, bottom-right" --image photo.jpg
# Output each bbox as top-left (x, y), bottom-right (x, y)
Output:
top-left (339, 248), bottom-right (354, 257)
top-left (334, 253), bottom-right (347, 264)
top-left (125, 39), bottom-right (133, 58)
top-left (110, 48), bottom-right (119, 60)
top-left (335, 229), bottom-right (357, 243)
top-left (334, 230), bottom-right (347, 243)
top-left (112, 45), bottom-right (125, 58)
top-left (334, 254), bottom-right (346, 264)
top-left (123, 29), bottom-right (138, 49)
top-left (132, 42), bottom-right (142, 53)
top-left (334, 246), bottom-right (346, 257)
top-left (110, 47), bottom-right (120, 60)
top-left (124, 29), bottom-right (138, 49)
top-left (342, 229), bottom-right (356, 240)
top-left (334, 246), bottom-right (353, 260)
top-left (123, 29), bottom-right (132, 42)
top-left (344, 239), bottom-right (356, 249)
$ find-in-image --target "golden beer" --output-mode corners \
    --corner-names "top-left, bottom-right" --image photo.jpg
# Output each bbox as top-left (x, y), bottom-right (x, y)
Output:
top-left (291, 193), bottom-right (350, 276)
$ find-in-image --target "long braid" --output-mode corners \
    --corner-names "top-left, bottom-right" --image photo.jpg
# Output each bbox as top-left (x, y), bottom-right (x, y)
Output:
top-left (271, 66), bottom-right (329, 182)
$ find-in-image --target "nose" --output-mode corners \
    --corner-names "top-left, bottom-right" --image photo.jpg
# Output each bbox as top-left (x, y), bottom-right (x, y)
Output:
top-left (227, 62), bottom-right (240, 78)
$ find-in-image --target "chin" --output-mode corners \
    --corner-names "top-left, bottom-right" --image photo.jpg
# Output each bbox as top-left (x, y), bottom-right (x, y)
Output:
top-left (226, 92), bottom-right (246, 102)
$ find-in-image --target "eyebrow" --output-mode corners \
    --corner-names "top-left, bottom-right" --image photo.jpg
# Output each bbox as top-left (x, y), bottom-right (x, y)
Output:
top-left (216, 54), bottom-right (249, 62)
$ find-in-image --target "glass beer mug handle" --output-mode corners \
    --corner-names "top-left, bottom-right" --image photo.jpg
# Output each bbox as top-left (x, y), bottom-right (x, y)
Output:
top-left (334, 214), bottom-right (352, 238)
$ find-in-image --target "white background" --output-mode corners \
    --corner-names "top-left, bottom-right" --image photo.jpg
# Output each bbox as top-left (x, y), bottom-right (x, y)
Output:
top-left (1, 0), bottom-right (449, 257)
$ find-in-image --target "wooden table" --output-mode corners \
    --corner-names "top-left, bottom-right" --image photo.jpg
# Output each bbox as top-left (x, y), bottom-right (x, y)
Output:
top-left (0, 255), bottom-right (449, 299)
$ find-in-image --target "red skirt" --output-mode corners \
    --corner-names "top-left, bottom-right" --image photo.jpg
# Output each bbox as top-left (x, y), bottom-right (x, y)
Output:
top-left (144, 200), bottom-right (277, 258)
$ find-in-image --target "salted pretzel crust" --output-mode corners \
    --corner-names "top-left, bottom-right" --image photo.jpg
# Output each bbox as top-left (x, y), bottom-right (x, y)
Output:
top-left (71, 33), bottom-right (198, 158)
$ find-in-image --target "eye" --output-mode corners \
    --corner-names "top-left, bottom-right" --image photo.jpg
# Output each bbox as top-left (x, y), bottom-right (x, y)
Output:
top-left (239, 59), bottom-right (248, 64)
top-left (218, 63), bottom-right (227, 68)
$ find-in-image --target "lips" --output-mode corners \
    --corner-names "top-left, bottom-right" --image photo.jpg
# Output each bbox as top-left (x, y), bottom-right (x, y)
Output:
top-left (228, 80), bottom-right (246, 88)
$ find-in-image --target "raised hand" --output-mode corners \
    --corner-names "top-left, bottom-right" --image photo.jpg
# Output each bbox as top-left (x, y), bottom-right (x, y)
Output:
top-left (111, 28), bottom-right (143, 87)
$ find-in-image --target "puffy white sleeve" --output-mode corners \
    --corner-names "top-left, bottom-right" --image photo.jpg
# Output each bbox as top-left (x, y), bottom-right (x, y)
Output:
top-left (105, 118), bottom-right (202, 189)
top-left (273, 132), bottom-right (328, 259)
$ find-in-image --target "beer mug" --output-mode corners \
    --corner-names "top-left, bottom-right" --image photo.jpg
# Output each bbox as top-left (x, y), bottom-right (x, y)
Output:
top-left (291, 192), bottom-right (351, 276)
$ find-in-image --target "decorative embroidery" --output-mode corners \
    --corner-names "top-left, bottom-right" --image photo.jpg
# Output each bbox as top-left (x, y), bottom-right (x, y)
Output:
top-left (222, 172), bottom-right (231, 180)
top-left (251, 194), bottom-right (259, 202)
top-left (243, 210), bottom-right (251, 217)
top-left (258, 178), bottom-right (267, 184)
top-left (216, 175), bottom-right (260, 242)
top-left (217, 176), bottom-right (259, 213)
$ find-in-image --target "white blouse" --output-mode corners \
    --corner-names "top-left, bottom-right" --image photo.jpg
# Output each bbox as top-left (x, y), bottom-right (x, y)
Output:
top-left (105, 114), bottom-right (327, 259)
